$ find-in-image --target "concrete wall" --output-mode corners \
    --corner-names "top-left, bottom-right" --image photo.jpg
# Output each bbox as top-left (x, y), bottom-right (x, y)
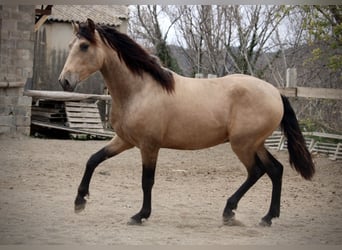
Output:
top-left (0, 5), bottom-right (34, 137)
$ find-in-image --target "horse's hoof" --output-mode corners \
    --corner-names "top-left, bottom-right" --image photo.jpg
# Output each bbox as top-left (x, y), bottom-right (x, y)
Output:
top-left (74, 203), bottom-right (86, 213)
top-left (127, 217), bottom-right (143, 226)
top-left (74, 196), bottom-right (87, 213)
top-left (223, 210), bottom-right (235, 220)
top-left (259, 218), bottom-right (272, 227)
top-left (223, 212), bottom-right (244, 226)
top-left (223, 216), bottom-right (244, 226)
top-left (223, 210), bottom-right (238, 225)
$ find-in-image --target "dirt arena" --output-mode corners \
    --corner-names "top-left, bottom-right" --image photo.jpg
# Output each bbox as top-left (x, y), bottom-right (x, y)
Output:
top-left (0, 137), bottom-right (341, 245)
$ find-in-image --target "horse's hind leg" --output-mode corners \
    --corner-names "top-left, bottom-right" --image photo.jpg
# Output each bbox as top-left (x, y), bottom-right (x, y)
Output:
top-left (223, 147), bottom-right (266, 224)
top-left (75, 136), bottom-right (133, 212)
top-left (257, 148), bottom-right (283, 226)
top-left (223, 145), bottom-right (284, 226)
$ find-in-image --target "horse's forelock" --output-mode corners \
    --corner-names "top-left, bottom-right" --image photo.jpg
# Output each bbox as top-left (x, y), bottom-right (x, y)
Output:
top-left (77, 22), bottom-right (96, 44)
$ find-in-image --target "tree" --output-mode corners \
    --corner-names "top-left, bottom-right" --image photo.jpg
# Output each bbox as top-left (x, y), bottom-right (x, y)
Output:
top-left (172, 5), bottom-right (289, 78)
top-left (301, 5), bottom-right (342, 74)
top-left (171, 5), bottom-right (209, 75)
top-left (223, 6), bottom-right (289, 78)
top-left (128, 5), bottom-right (182, 74)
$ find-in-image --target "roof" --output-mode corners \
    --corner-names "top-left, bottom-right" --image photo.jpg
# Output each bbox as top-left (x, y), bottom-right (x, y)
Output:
top-left (46, 5), bottom-right (128, 26)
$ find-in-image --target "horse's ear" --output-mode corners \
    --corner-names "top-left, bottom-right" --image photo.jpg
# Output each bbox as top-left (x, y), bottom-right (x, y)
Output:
top-left (87, 18), bottom-right (96, 34)
top-left (72, 21), bottom-right (79, 34)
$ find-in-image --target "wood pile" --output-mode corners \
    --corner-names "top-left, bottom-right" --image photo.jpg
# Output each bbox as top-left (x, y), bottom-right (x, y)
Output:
top-left (31, 100), bottom-right (66, 125)
top-left (65, 101), bottom-right (105, 133)
top-left (30, 99), bottom-right (114, 139)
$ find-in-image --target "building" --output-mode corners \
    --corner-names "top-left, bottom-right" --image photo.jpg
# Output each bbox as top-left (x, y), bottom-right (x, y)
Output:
top-left (33, 5), bottom-right (129, 94)
top-left (0, 5), bottom-right (128, 137)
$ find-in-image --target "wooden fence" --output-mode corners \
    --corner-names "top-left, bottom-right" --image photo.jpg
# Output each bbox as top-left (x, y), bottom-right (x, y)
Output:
top-left (196, 69), bottom-right (342, 99)
top-left (277, 68), bottom-right (342, 100)
top-left (277, 87), bottom-right (342, 100)
top-left (265, 131), bottom-right (342, 161)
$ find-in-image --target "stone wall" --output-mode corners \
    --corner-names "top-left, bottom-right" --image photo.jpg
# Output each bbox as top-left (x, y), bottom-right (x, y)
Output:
top-left (0, 5), bottom-right (34, 137)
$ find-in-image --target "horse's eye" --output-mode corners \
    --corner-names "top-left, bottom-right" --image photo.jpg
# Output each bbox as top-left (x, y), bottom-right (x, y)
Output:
top-left (80, 43), bottom-right (89, 51)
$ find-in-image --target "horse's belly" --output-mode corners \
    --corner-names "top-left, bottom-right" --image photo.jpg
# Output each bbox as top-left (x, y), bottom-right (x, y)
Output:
top-left (162, 121), bottom-right (229, 150)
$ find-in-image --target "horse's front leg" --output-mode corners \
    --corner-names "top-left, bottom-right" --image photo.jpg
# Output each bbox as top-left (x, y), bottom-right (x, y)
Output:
top-left (128, 146), bottom-right (159, 225)
top-left (75, 136), bottom-right (133, 212)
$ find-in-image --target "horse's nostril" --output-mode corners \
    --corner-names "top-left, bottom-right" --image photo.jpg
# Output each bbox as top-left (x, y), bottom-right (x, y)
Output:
top-left (64, 79), bottom-right (70, 87)
top-left (59, 78), bottom-right (73, 92)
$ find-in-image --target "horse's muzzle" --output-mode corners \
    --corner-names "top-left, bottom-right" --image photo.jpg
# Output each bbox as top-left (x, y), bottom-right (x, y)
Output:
top-left (59, 78), bottom-right (73, 92)
top-left (58, 72), bottom-right (79, 92)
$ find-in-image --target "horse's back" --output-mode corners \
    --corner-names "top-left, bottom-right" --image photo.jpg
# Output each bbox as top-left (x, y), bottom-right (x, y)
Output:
top-left (221, 74), bottom-right (280, 97)
top-left (174, 73), bottom-right (282, 119)
top-left (161, 74), bottom-right (283, 150)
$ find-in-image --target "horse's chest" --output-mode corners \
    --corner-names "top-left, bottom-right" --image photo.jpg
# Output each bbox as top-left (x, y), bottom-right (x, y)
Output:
top-left (111, 114), bottom-right (154, 147)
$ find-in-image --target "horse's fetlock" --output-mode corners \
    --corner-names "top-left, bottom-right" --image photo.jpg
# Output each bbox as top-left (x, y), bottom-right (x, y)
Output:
top-left (227, 198), bottom-right (238, 210)
top-left (272, 207), bottom-right (280, 218)
top-left (78, 186), bottom-right (89, 197)
top-left (140, 208), bottom-right (151, 219)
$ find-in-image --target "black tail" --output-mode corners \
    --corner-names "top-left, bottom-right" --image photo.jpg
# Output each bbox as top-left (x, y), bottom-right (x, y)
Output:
top-left (280, 95), bottom-right (315, 180)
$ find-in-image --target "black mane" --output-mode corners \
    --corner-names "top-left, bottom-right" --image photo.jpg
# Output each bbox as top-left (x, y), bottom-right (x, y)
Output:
top-left (77, 22), bottom-right (175, 93)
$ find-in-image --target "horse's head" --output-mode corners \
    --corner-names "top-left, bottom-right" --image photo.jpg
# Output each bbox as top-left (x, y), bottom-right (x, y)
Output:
top-left (58, 19), bottom-right (105, 92)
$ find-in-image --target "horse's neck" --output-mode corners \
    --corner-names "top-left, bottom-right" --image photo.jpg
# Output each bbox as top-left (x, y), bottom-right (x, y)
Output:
top-left (100, 56), bottom-right (143, 108)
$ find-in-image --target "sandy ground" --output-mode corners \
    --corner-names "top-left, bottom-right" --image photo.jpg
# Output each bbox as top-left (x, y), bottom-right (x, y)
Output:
top-left (0, 136), bottom-right (341, 245)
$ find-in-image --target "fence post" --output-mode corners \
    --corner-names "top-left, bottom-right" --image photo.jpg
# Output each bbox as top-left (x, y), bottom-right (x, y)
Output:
top-left (286, 68), bottom-right (297, 88)
top-left (208, 74), bottom-right (217, 79)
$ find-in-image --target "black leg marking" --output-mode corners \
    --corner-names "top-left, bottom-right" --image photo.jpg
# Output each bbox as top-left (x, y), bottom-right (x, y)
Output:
top-left (129, 165), bottom-right (156, 225)
top-left (223, 157), bottom-right (265, 223)
top-left (75, 147), bottom-right (115, 212)
top-left (260, 151), bottom-right (283, 226)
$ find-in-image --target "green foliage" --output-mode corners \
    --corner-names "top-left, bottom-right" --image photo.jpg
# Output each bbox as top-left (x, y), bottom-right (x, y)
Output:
top-left (156, 41), bottom-right (182, 74)
top-left (301, 5), bottom-right (342, 75)
top-left (328, 54), bottom-right (342, 72)
top-left (299, 118), bottom-right (320, 132)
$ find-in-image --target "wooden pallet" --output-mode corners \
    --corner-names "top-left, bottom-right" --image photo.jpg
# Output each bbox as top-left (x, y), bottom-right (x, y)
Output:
top-left (31, 100), bottom-right (66, 124)
top-left (31, 120), bottom-right (114, 138)
top-left (31, 100), bottom-right (114, 138)
top-left (65, 101), bottom-right (105, 132)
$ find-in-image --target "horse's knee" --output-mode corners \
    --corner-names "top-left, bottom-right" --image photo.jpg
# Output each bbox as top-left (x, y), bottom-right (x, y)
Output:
top-left (86, 147), bottom-right (109, 169)
top-left (257, 149), bottom-right (283, 182)
top-left (86, 139), bottom-right (128, 169)
top-left (267, 158), bottom-right (283, 182)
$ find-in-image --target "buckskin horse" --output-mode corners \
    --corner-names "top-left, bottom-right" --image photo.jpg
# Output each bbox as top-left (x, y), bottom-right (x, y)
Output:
top-left (58, 19), bottom-right (315, 226)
